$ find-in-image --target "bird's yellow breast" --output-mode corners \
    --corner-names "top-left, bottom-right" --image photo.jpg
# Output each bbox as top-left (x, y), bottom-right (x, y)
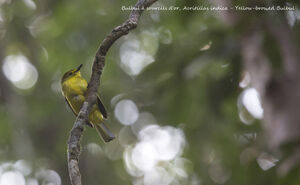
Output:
top-left (62, 75), bottom-right (88, 97)
top-left (62, 75), bottom-right (88, 114)
top-left (61, 74), bottom-right (104, 123)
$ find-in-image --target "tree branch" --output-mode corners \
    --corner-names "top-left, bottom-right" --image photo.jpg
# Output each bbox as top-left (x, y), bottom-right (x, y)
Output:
top-left (213, 0), bottom-right (300, 174)
top-left (241, 11), bottom-right (300, 175)
top-left (67, 0), bottom-right (158, 185)
top-left (266, 16), bottom-right (300, 78)
top-left (241, 30), bottom-right (271, 96)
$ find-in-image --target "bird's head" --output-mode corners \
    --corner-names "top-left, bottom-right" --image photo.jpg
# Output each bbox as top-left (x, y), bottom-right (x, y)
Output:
top-left (61, 64), bottom-right (83, 83)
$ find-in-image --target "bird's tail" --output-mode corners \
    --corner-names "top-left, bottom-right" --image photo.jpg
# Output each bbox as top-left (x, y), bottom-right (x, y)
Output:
top-left (95, 122), bottom-right (115, 142)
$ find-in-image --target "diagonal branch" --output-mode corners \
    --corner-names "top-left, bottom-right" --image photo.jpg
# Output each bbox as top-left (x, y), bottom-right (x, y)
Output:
top-left (67, 0), bottom-right (158, 185)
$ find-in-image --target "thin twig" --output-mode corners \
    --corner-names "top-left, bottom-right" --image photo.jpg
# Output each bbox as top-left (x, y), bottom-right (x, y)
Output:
top-left (67, 0), bottom-right (158, 185)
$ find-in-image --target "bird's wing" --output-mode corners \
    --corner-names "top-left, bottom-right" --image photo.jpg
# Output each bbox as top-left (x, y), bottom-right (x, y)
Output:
top-left (97, 96), bottom-right (108, 119)
top-left (64, 97), bottom-right (94, 128)
top-left (65, 98), bottom-right (77, 116)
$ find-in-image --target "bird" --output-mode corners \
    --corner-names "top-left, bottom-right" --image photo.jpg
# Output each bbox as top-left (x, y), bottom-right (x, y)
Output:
top-left (61, 64), bottom-right (115, 142)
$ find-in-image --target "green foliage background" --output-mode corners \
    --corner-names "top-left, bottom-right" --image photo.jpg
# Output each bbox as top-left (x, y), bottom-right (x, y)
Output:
top-left (0, 0), bottom-right (300, 185)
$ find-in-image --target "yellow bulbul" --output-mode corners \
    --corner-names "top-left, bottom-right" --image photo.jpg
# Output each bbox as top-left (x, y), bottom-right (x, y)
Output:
top-left (61, 64), bottom-right (115, 142)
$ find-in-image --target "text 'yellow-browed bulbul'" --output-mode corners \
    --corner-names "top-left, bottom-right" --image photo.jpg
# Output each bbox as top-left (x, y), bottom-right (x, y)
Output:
top-left (61, 64), bottom-right (115, 142)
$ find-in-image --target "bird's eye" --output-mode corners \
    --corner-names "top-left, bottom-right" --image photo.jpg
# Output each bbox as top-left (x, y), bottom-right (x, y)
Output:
top-left (68, 72), bottom-right (72, 75)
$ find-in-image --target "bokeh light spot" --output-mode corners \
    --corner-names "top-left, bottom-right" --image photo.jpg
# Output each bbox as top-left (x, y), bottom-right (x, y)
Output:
top-left (115, 99), bottom-right (139, 125)
top-left (119, 34), bottom-right (156, 76)
top-left (36, 169), bottom-right (61, 185)
top-left (0, 171), bottom-right (25, 185)
top-left (132, 141), bottom-right (158, 171)
top-left (138, 125), bottom-right (185, 161)
top-left (200, 41), bottom-right (212, 51)
top-left (242, 88), bottom-right (263, 119)
top-left (143, 167), bottom-right (173, 185)
top-left (256, 153), bottom-right (278, 171)
top-left (124, 124), bottom-right (187, 185)
top-left (13, 160), bottom-right (31, 176)
top-left (158, 27), bottom-right (172, 44)
top-left (26, 178), bottom-right (38, 185)
top-left (123, 146), bottom-right (144, 177)
top-left (131, 112), bottom-right (157, 136)
top-left (87, 143), bottom-right (103, 156)
top-left (239, 71), bottom-right (251, 88)
top-left (22, 0), bottom-right (36, 10)
top-left (2, 54), bottom-right (38, 90)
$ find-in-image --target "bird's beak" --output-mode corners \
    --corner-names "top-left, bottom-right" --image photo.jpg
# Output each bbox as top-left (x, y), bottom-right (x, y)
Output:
top-left (75, 64), bottom-right (83, 72)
